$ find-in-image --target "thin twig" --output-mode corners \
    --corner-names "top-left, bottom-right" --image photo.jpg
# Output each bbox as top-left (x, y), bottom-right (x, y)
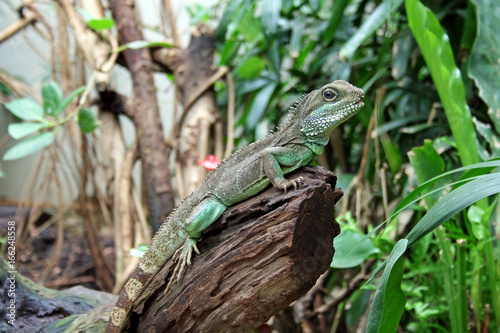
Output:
top-left (0, 9), bottom-right (36, 43)
top-left (162, 0), bottom-right (181, 47)
top-left (223, 70), bottom-right (235, 158)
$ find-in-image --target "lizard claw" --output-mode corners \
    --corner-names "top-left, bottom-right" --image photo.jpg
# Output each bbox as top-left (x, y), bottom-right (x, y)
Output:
top-left (278, 176), bottom-right (305, 193)
top-left (164, 238), bottom-right (199, 295)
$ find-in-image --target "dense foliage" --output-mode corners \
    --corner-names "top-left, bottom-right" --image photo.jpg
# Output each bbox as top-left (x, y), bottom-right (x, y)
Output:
top-left (1, 0), bottom-right (498, 331)
top-left (208, 0), bottom-right (500, 331)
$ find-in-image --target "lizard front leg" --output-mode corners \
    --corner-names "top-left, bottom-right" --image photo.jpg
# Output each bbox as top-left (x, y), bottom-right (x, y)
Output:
top-left (261, 146), bottom-right (315, 192)
top-left (164, 196), bottom-right (227, 294)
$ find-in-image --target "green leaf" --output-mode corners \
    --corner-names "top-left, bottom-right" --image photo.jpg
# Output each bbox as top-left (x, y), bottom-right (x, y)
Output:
top-left (130, 244), bottom-right (149, 258)
top-left (331, 230), bottom-right (380, 268)
top-left (368, 162), bottom-right (500, 283)
top-left (467, 205), bottom-right (485, 240)
top-left (5, 99), bottom-right (45, 121)
top-left (219, 40), bottom-right (241, 66)
top-left (0, 169), bottom-right (5, 178)
top-left (57, 86), bottom-right (86, 116)
top-left (406, 0), bottom-right (479, 166)
top-left (407, 140), bottom-right (445, 208)
top-left (78, 109), bottom-right (98, 133)
top-left (236, 56), bottom-right (266, 79)
top-left (247, 82), bottom-right (277, 129)
top-left (322, 0), bottom-right (349, 44)
top-left (215, 0), bottom-right (246, 43)
top-left (390, 160), bottom-right (500, 223)
top-left (468, 0), bottom-right (500, 133)
top-left (76, 7), bottom-right (115, 31)
top-left (88, 17), bottom-right (115, 31)
top-left (366, 239), bottom-right (407, 333)
top-left (114, 40), bottom-right (175, 53)
top-left (41, 82), bottom-right (63, 115)
top-left (237, 10), bottom-right (264, 43)
top-left (405, 173), bottom-right (500, 247)
top-left (261, 0), bottom-right (282, 36)
top-left (3, 132), bottom-right (55, 161)
top-left (8, 122), bottom-right (50, 140)
top-left (267, 40), bottom-right (281, 74)
top-left (289, 17), bottom-right (305, 58)
top-left (340, 0), bottom-right (404, 60)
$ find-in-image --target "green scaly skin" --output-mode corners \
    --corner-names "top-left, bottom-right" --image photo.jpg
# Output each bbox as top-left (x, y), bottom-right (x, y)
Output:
top-left (105, 80), bottom-right (364, 332)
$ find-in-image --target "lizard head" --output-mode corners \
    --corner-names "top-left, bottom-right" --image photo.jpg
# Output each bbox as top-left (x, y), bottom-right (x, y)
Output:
top-left (300, 80), bottom-right (364, 139)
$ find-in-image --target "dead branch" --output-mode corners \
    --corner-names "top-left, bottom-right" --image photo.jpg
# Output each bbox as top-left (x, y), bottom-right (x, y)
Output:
top-left (109, 0), bottom-right (175, 234)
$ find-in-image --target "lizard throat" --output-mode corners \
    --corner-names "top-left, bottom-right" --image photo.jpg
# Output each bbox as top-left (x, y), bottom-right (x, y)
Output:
top-left (301, 100), bottom-right (364, 138)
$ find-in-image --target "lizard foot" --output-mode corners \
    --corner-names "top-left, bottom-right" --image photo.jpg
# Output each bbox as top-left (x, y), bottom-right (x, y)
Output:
top-left (278, 176), bottom-right (305, 193)
top-left (164, 237), bottom-right (200, 295)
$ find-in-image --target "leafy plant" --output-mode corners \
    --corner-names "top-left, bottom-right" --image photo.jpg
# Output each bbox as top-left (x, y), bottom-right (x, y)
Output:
top-left (2, 82), bottom-right (94, 161)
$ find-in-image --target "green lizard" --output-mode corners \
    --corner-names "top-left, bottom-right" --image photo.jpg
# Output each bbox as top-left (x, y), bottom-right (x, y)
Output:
top-left (106, 80), bottom-right (364, 332)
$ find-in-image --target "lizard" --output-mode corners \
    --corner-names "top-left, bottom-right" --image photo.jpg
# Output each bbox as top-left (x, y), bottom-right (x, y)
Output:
top-left (105, 80), bottom-right (364, 332)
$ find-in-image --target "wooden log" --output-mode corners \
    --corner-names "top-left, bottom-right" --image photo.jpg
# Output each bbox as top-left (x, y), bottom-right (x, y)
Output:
top-left (0, 166), bottom-right (342, 333)
top-left (128, 166), bottom-right (343, 332)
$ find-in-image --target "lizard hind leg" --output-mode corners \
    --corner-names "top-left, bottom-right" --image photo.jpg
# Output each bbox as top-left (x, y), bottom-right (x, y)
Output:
top-left (164, 196), bottom-right (227, 295)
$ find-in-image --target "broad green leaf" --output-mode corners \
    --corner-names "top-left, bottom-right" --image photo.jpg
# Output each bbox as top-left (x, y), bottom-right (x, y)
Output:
top-left (366, 239), bottom-right (407, 333)
top-left (473, 117), bottom-right (500, 158)
top-left (331, 230), bottom-right (379, 268)
top-left (57, 86), bottom-right (86, 116)
top-left (391, 159), bottom-right (500, 221)
top-left (380, 134), bottom-right (401, 174)
top-left (215, 0), bottom-right (246, 43)
top-left (322, 0), bottom-right (348, 44)
top-left (267, 40), bottom-right (281, 74)
top-left (186, 3), bottom-right (211, 24)
top-left (261, 0), bottom-right (281, 36)
top-left (76, 8), bottom-right (115, 31)
top-left (8, 122), bottom-right (50, 140)
top-left (129, 248), bottom-right (145, 258)
top-left (405, 172), bottom-right (500, 247)
top-left (236, 56), bottom-right (266, 79)
top-left (78, 109), bottom-right (98, 133)
top-left (340, 0), bottom-right (404, 60)
top-left (247, 83), bottom-right (277, 129)
top-left (41, 82), bottom-right (63, 115)
top-left (408, 140), bottom-right (445, 207)
top-left (88, 17), bottom-right (115, 31)
top-left (406, 0), bottom-right (479, 166)
top-left (237, 10), bottom-right (264, 43)
top-left (5, 99), bottom-right (45, 121)
top-left (289, 17), bottom-right (304, 58)
top-left (468, 0), bottom-right (500, 133)
top-left (368, 163), bottom-right (500, 283)
top-left (467, 205), bottom-right (485, 240)
top-left (3, 132), bottom-right (55, 161)
top-left (218, 40), bottom-right (241, 66)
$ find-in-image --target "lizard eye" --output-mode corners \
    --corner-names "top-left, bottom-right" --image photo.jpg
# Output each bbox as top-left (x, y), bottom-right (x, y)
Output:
top-left (322, 88), bottom-right (337, 101)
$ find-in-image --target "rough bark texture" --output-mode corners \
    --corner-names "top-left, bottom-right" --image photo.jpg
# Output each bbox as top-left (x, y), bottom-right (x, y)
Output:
top-left (126, 166), bottom-right (343, 333)
top-left (109, 0), bottom-right (175, 232)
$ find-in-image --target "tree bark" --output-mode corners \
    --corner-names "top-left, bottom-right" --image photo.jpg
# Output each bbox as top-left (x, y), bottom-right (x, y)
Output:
top-left (109, 0), bottom-right (175, 232)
